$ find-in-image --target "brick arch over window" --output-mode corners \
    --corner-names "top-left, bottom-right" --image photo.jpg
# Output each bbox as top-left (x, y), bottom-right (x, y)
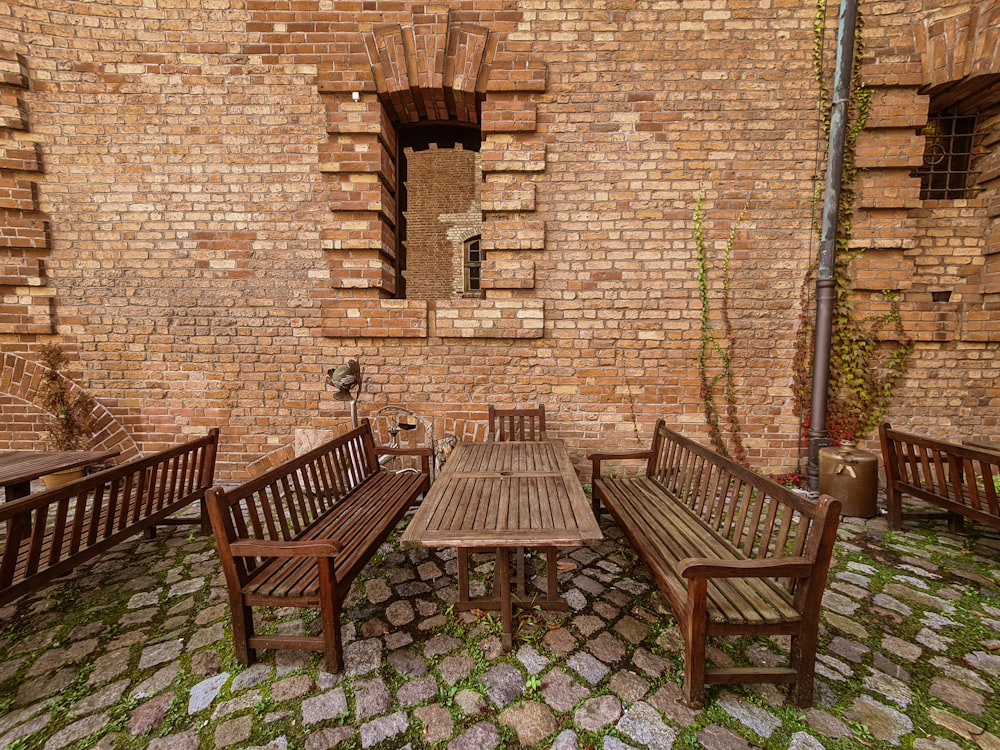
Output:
top-left (316, 9), bottom-right (548, 340)
top-left (1, 352), bottom-right (139, 460)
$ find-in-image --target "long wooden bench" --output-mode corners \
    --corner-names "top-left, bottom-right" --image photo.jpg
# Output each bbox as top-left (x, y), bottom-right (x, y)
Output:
top-left (879, 422), bottom-right (1000, 532)
top-left (206, 419), bottom-right (431, 673)
top-left (589, 419), bottom-right (841, 708)
top-left (0, 429), bottom-right (220, 607)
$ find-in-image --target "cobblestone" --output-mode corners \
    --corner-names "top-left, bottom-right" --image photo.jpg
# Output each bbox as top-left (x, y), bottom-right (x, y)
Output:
top-left (1, 502), bottom-right (998, 749)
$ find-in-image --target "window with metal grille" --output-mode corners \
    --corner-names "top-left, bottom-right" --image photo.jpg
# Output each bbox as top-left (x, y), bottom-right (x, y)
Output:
top-left (464, 235), bottom-right (483, 294)
top-left (916, 112), bottom-right (977, 200)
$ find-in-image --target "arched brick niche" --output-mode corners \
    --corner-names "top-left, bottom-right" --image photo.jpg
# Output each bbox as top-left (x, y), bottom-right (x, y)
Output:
top-left (314, 9), bottom-right (547, 340)
top-left (0, 351), bottom-right (139, 459)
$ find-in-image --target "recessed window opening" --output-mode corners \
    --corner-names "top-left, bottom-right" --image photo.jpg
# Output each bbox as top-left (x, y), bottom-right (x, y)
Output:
top-left (464, 235), bottom-right (484, 296)
top-left (396, 123), bottom-right (482, 301)
top-left (916, 111), bottom-right (977, 200)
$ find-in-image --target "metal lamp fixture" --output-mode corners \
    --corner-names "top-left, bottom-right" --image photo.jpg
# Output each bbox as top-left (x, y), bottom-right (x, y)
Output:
top-left (325, 359), bottom-right (363, 427)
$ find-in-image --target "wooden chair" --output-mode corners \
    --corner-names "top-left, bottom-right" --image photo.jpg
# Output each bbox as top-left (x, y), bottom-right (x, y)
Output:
top-left (487, 404), bottom-right (547, 442)
top-left (478, 404), bottom-right (556, 601)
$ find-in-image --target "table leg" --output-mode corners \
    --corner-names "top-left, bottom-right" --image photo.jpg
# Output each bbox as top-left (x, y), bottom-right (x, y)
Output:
top-left (457, 547), bottom-right (470, 605)
top-left (516, 546), bottom-right (527, 598)
top-left (497, 547), bottom-right (513, 651)
top-left (545, 547), bottom-right (558, 598)
top-left (4, 481), bottom-right (33, 535)
top-left (4, 480), bottom-right (31, 502)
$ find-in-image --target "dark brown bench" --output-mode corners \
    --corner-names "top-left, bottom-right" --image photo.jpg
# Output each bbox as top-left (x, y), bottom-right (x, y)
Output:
top-left (879, 422), bottom-right (1000, 532)
top-left (0, 429), bottom-right (220, 607)
top-left (206, 418), bottom-right (431, 673)
top-left (589, 419), bottom-right (841, 708)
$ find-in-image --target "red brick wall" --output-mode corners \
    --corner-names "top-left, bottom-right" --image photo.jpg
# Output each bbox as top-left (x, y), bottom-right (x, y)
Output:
top-left (0, 0), bottom-right (997, 481)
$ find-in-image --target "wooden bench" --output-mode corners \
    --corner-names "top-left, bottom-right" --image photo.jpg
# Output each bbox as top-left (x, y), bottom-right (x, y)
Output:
top-left (879, 422), bottom-right (1000, 532)
top-left (0, 429), bottom-right (220, 607)
top-left (589, 419), bottom-right (841, 708)
top-left (206, 419), bottom-right (431, 673)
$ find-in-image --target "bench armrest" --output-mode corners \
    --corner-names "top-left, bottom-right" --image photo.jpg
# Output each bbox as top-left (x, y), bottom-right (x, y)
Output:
top-left (229, 539), bottom-right (344, 558)
top-left (374, 445), bottom-right (433, 475)
top-left (678, 556), bottom-right (814, 580)
top-left (588, 449), bottom-right (655, 478)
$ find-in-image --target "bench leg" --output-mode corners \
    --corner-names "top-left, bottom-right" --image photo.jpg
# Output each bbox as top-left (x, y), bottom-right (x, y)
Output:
top-left (683, 581), bottom-right (708, 709)
top-left (230, 600), bottom-right (256, 667)
top-left (885, 487), bottom-right (903, 530)
top-left (318, 558), bottom-right (344, 673)
top-left (789, 628), bottom-right (817, 707)
top-left (200, 498), bottom-right (212, 535)
top-left (947, 512), bottom-right (964, 533)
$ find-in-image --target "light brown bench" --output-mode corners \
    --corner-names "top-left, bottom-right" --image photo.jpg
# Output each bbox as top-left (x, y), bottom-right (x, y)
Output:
top-left (206, 418), bottom-right (431, 672)
top-left (879, 422), bottom-right (1000, 532)
top-left (590, 419), bottom-right (841, 708)
top-left (0, 429), bottom-right (220, 607)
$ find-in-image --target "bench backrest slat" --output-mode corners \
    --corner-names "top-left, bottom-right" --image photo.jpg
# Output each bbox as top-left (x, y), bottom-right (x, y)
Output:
top-left (645, 420), bottom-right (838, 595)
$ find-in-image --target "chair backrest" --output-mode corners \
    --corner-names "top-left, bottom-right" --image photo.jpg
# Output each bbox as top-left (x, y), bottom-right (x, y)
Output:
top-left (488, 405), bottom-right (547, 442)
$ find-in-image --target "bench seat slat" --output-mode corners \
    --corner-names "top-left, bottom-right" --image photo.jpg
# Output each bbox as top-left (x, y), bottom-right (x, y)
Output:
top-left (245, 472), bottom-right (426, 601)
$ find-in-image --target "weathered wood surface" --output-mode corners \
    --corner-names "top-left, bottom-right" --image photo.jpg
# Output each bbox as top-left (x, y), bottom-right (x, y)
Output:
top-left (0, 431), bottom-right (219, 606)
top-left (590, 419), bottom-right (840, 708)
top-left (1, 449), bottom-right (120, 501)
top-left (401, 438), bottom-right (601, 650)
top-left (401, 440), bottom-right (600, 549)
top-left (880, 422), bottom-right (1000, 532)
top-left (207, 418), bottom-right (430, 673)
top-left (487, 404), bottom-right (547, 442)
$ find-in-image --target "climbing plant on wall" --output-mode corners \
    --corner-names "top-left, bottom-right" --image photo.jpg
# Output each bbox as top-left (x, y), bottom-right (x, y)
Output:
top-left (694, 188), bottom-right (749, 465)
top-left (792, 0), bottom-right (913, 444)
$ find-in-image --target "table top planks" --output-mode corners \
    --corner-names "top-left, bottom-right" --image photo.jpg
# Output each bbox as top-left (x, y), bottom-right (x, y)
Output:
top-left (401, 439), bottom-right (601, 549)
top-left (1, 449), bottom-right (120, 491)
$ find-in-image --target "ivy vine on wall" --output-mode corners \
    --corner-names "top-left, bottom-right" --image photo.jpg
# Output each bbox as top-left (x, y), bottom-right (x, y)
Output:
top-left (791, 0), bottom-right (913, 444)
top-left (694, 188), bottom-right (749, 465)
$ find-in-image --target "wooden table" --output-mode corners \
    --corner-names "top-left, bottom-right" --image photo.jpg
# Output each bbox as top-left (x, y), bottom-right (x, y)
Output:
top-left (400, 439), bottom-right (602, 649)
top-left (0, 449), bottom-right (120, 502)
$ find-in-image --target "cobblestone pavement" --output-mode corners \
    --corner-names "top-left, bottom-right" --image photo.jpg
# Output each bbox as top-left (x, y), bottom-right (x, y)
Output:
top-left (1, 501), bottom-right (998, 749)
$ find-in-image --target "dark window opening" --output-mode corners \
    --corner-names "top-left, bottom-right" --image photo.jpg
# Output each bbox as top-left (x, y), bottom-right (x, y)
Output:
top-left (464, 235), bottom-right (483, 295)
top-left (396, 122), bottom-right (482, 301)
top-left (915, 111), bottom-right (977, 200)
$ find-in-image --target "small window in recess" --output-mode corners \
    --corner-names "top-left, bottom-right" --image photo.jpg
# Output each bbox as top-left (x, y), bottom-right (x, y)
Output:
top-left (915, 111), bottom-right (977, 200)
top-left (464, 235), bottom-right (484, 296)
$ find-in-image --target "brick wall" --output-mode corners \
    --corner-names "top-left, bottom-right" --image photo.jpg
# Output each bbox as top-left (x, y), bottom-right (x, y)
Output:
top-left (0, 0), bottom-right (997, 481)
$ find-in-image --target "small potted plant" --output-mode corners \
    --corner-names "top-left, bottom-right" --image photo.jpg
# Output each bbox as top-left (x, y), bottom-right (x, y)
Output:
top-left (36, 344), bottom-right (97, 486)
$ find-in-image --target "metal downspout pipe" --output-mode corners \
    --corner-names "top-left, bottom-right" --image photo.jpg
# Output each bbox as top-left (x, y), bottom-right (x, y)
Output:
top-left (807, 0), bottom-right (860, 491)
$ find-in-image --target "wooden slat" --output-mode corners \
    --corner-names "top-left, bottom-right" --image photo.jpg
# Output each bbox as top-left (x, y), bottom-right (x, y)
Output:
top-left (206, 418), bottom-right (431, 671)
